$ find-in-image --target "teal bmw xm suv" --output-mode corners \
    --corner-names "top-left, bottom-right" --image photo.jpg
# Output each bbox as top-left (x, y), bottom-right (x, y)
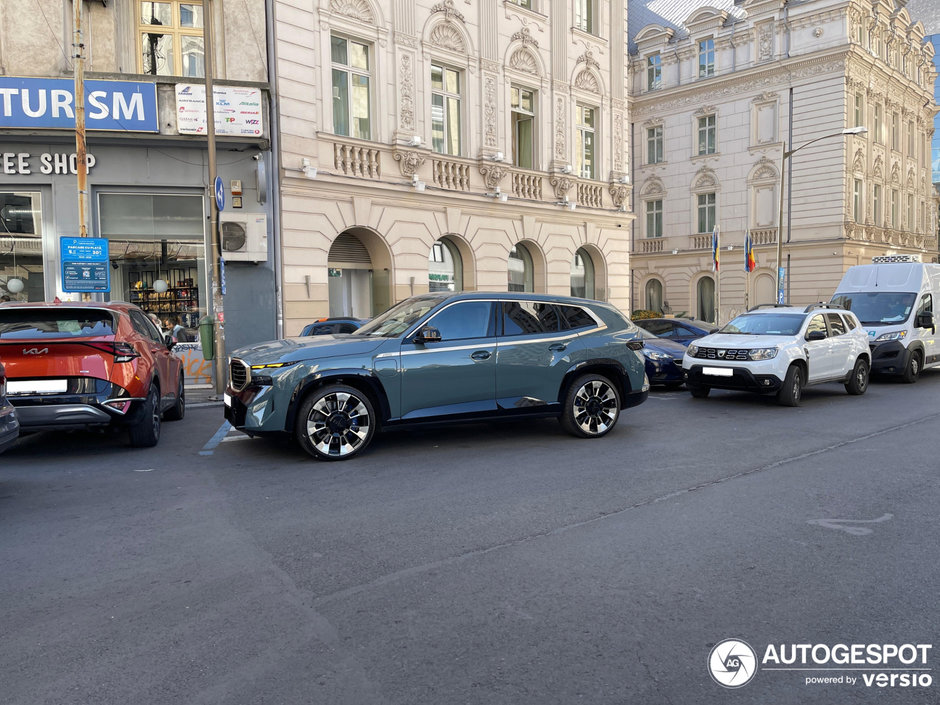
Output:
top-left (224, 292), bottom-right (649, 460)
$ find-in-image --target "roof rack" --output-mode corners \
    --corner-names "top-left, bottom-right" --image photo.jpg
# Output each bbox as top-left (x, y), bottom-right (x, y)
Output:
top-left (747, 303), bottom-right (792, 311)
top-left (803, 302), bottom-right (844, 313)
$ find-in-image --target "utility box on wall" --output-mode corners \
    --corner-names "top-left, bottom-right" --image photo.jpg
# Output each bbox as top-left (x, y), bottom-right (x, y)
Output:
top-left (220, 213), bottom-right (268, 261)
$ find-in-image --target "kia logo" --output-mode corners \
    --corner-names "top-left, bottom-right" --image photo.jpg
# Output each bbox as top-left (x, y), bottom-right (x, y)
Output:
top-left (23, 347), bottom-right (49, 355)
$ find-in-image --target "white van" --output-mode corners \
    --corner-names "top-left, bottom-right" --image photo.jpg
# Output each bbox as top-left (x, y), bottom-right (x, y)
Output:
top-left (830, 256), bottom-right (940, 382)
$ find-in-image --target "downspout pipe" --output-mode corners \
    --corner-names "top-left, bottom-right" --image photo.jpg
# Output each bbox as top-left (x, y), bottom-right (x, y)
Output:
top-left (265, 0), bottom-right (284, 339)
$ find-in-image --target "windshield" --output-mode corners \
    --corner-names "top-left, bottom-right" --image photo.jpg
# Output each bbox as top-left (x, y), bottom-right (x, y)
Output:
top-left (355, 297), bottom-right (441, 337)
top-left (830, 292), bottom-right (915, 325)
top-left (0, 308), bottom-right (117, 339)
top-left (719, 313), bottom-right (805, 336)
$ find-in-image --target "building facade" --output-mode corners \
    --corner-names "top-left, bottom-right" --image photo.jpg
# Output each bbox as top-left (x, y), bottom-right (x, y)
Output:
top-left (628, 0), bottom-right (938, 323)
top-left (0, 0), bottom-right (276, 380)
top-left (272, 0), bottom-right (635, 335)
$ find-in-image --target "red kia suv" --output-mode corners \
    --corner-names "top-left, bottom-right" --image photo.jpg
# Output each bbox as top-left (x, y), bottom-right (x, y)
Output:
top-left (0, 302), bottom-right (185, 447)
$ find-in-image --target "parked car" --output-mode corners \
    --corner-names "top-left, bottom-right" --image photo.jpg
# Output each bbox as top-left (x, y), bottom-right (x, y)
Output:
top-left (635, 317), bottom-right (718, 346)
top-left (0, 362), bottom-right (20, 454)
top-left (0, 302), bottom-right (185, 447)
top-left (682, 304), bottom-right (871, 406)
top-left (226, 292), bottom-right (650, 460)
top-left (300, 317), bottom-right (366, 336)
top-left (634, 329), bottom-right (687, 388)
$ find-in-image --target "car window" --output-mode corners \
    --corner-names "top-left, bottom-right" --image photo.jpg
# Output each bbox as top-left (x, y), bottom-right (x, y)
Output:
top-left (312, 324), bottom-right (334, 335)
top-left (0, 308), bottom-right (117, 339)
top-left (806, 314), bottom-right (828, 338)
top-left (358, 297), bottom-right (440, 337)
top-left (337, 323), bottom-right (359, 333)
top-left (843, 314), bottom-right (858, 331)
top-left (640, 320), bottom-right (670, 336)
top-left (826, 313), bottom-right (846, 336)
top-left (556, 304), bottom-right (596, 331)
top-left (917, 293), bottom-right (932, 316)
top-left (501, 301), bottom-right (561, 336)
top-left (130, 310), bottom-right (163, 343)
top-left (425, 302), bottom-right (493, 340)
top-left (674, 325), bottom-right (696, 337)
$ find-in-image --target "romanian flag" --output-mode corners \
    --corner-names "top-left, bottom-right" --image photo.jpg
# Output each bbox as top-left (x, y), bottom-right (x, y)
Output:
top-left (711, 225), bottom-right (720, 272)
top-left (744, 230), bottom-right (757, 272)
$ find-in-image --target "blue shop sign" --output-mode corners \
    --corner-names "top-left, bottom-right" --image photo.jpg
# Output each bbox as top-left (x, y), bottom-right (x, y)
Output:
top-left (0, 77), bottom-right (158, 132)
top-left (61, 237), bottom-right (111, 293)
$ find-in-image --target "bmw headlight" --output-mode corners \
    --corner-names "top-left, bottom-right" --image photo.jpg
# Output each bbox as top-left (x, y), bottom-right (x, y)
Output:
top-left (644, 350), bottom-right (673, 361)
top-left (688, 344), bottom-right (700, 356)
top-left (748, 347), bottom-right (778, 360)
top-left (249, 361), bottom-right (299, 370)
top-left (874, 330), bottom-right (907, 342)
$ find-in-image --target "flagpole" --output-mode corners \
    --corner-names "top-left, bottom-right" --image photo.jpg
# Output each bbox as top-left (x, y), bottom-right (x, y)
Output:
top-left (744, 229), bottom-right (750, 311)
top-left (714, 225), bottom-right (720, 326)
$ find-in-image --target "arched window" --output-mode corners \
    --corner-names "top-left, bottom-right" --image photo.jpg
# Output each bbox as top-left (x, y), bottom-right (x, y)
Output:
top-left (508, 244), bottom-right (534, 292)
top-left (645, 279), bottom-right (663, 313)
top-left (429, 237), bottom-right (462, 292)
top-left (570, 247), bottom-right (595, 299)
top-left (697, 276), bottom-right (716, 322)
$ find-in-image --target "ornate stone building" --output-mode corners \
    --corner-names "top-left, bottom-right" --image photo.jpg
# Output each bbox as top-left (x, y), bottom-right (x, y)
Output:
top-left (628, 0), bottom-right (938, 322)
top-left (272, 0), bottom-right (634, 333)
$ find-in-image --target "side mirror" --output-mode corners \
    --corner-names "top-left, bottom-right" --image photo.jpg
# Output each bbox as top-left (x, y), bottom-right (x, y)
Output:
top-left (413, 326), bottom-right (441, 344)
top-left (164, 334), bottom-right (177, 350)
top-left (805, 330), bottom-right (827, 342)
top-left (916, 312), bottom-right (934, 330)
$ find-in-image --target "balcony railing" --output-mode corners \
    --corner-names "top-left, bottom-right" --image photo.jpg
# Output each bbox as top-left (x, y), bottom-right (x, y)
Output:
top-left (692, 234), bottom-right (711, 249)
top-left (750, 228), bottom-right (777, 245)
top-left (640, 238), bottom-right (664, 253)
top-left (511, 168), bottom-right (543, 200)
top-left (333, 141), bottom-right (382, 179)
top-left (432, 157), bottom-right (472, 191)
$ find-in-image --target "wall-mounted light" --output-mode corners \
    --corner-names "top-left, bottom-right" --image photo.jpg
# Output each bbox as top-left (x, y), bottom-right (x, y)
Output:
top-left (301, 157), bottom-right (317, 179)
top-left (561, 164), bottom-right (573, 174)
top-left (619, 175), bottom-right (630, 184)
top-left (490, 152), bottom-right (504, 162)
top-left (412, 174), bottom-right (426, 191)
top-left (408, 136), bottom-right (422, 147)
top-left (672, 249), bottom-right (679, 255)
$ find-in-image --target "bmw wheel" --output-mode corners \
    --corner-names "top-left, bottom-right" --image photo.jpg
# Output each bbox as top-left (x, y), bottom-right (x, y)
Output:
top-left (561, 374), bottom-right (621, 438)
top-left (296, 384), bottom-right (376, 460)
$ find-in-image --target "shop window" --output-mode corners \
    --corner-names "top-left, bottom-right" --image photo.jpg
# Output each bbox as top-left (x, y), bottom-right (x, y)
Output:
top-left (138, 1), bottom-right (205, 77)
top-left (98, 192), bottom-right (206, 336)
top-left (0, 192), bottom-right (44, 302)
top-left (508, 244), bottom-right (533, 292)
top-left (429, 238), bottom-right (462, 292)
top-left (570, 248), bottom-right (595, 299)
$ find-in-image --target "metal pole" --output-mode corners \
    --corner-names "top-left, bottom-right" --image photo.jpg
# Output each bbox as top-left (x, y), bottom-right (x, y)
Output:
top-left (73, 0), bottom-right (89, 239)
top-left (202, 0), bottom-right (226, 394)
top-left (776, 142), bottom-right (786, 304)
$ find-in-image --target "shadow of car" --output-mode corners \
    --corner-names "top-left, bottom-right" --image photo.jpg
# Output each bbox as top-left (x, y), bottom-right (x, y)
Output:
top-left (0, 362), bottom-right (20, 454)
top-left (300, 317), bottom-right (367, 336)
top-left (635, 318), bottom-right (718, 347)
top-left (635, 329), bottom-right (687, 388)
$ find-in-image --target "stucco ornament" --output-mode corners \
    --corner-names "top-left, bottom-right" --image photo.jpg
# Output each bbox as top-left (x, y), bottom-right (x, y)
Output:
top-left (329, 0), bottom-right (374, 23)
top-left (509, 48), bottom-right (539, 75)
top-left (479, 163), bottom-right (506, 190)
top-left (550, 175), bottom-right (574, 201)
top-left (574, 70), bottom-right (599, 93)
top-left (554, 96), bottom-right (566, 159)
top-left (483, 76), bottom-right (497, 147)
top-left (511, 27), bottom-right (539, 48)
top-left (609, 183), bottom-right (629, 209)
top-left (429, 22), bottom-right (465, 53)
top-left (399, 54), bottom-right (415, 132)
top-left (393, 149), bottom-right (426, 178)
top-left (431, 0), bottom-right (464, 23)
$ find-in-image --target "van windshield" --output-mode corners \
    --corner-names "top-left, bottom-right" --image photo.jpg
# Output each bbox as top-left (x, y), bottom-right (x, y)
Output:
top-left (830, 292), bottom-right (915, 325)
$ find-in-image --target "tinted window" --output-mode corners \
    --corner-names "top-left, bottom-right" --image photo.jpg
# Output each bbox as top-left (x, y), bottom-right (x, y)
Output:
top-left (557, 304), bottom-right (596, 330)
top-left (806, 314), bottom-right (827, 338)
top-left (312, 324), bottom-right (335, 335)
top-left (426, 302), bottom-right (493, 340)
top-left (502, 301), bottom-right (561, 336)
top-left (674, 325), bottom-right (697, 337)
top-left (843, 314), bottom-right (858, 331)
top-left (337, 323), bottom-right (359, 334)
top-left (640, 320), bottom-right (671, 336)
top-left (130, 310), bottom-right (162, 343)
top-left (0, 308), bottom-right (116, 339)
top-left (826, 313), bottom-right (846, 336)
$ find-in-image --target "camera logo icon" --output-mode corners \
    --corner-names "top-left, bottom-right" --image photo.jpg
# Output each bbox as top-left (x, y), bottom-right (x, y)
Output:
top-left (708, 639), bottom-right (758, 688)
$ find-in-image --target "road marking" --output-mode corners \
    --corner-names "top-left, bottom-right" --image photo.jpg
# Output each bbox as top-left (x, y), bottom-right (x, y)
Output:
top-left (199, 421), bottom-right (233, 456)
top-left (807, 514), bottom-right (894, 536)
top-left (133, 468), bottom-right (155, 473)
top-left (220, 434), bottom-right (252, 443)
top-left (187, 401), bottom-right (223, 409)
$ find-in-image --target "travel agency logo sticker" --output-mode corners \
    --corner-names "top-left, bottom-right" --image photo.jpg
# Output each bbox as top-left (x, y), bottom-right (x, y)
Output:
top-left (708, 639), bottom-right (933, 690)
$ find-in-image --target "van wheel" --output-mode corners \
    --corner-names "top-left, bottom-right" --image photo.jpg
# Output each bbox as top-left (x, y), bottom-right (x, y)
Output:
top-left (129, 384), bottom-right (161, 448)
top-left (902, 351), bottom-right (922, 384)
top-left (844, 358), bottom-right (869, 395)
top-left (163, 373), bottom-right (185, 421)
top-left (295, 384), bottom-right (376, 460)
top-left (777, 365), bottom-right (803, 407)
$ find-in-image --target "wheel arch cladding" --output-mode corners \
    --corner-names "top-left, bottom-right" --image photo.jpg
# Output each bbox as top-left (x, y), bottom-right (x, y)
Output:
top-left (286, 371), bottom-right (390, 433)
top-left (558, 360), bottom-right (628, 404)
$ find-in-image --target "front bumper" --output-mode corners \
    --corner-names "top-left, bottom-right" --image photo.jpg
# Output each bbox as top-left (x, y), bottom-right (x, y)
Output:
top-left (868, 341), bottom-right (910, 375)
top-left (644, 358), bottom-right (685, 385)
top-left (684, 364), bottom-right (783, 394)
top-left (224, 384), bottom-right (283, 434)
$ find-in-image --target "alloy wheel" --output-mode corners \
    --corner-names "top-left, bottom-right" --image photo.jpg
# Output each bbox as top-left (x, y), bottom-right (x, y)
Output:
top-left (572, 379), bottom-right (618, 435)
top-left (306, 391), bottom-right (371, 458)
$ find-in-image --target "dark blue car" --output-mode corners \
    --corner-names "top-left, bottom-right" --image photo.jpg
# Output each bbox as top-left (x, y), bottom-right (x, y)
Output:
top-left (635, 329), bottom-right (687, 388)
top-left (300, 317), bottom-right (366, 336)
top-left (635, 318), bottom-right (717, 346)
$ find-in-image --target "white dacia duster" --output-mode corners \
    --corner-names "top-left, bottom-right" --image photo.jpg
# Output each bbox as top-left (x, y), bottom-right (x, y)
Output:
top-left (682, 304), bottom-right (871, 406)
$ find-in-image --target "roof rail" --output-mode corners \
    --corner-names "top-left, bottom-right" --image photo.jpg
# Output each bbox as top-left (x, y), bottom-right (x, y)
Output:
top-left (747, 303), bottom-right (792, 311)
top-left (803, 302), bottom-right (844, 313)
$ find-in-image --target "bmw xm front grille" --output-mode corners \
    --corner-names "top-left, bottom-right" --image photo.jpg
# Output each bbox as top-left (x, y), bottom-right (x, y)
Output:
top-left (229, 358), bottom-right (250, 391)
top-left (693, 347), bottom-right (750, 361)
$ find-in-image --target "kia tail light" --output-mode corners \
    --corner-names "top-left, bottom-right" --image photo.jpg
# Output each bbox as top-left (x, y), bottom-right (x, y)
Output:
top-left (85, 342), bottom-right (140, 363)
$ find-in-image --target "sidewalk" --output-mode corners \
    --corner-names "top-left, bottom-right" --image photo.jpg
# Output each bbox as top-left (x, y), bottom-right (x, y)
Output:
top-left (185, 384), bottom-right (224, 408)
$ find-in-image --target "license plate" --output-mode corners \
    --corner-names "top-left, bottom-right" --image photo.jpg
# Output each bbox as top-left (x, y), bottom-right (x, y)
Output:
top-left (702, 366), bottom-right (733, 377)
top-left (223, 392), bottom-right (232, 407)
top-left (7, 379), bottom-right (68, 394)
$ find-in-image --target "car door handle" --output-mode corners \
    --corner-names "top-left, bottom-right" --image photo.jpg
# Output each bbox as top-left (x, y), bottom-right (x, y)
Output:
top-left (470, 350), bottom-right (491, 361)
top-left (549, 343), bottom-right (568, 352)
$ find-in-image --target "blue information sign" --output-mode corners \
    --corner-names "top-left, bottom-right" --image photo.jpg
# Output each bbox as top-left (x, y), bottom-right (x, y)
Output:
top-left (0, 77), bottom-right (158, 132)
top-left (61, 237), bottom-right (110, 293)
top-left (214, 176), bottom-right (225, 212)
top-left (777, 267), bottom-right (786, 304)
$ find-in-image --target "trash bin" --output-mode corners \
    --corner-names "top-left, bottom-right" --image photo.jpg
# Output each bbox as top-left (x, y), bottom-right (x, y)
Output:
top-left (199, 315), bottom-right (215, 360)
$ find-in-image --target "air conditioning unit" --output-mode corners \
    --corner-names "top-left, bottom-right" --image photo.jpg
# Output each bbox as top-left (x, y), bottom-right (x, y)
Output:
top-left (220, 213), bottom-right (268, 262)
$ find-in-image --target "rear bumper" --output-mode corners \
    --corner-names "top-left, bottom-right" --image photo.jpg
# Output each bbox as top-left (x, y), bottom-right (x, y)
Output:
top-left (685, 364), bottom-right (783, 394)
top-left (8, 378), bottom-right (143, 431)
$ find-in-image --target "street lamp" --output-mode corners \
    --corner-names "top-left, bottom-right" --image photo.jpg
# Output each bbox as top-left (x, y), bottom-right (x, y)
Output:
top-left (775, 126), bottom-right (868, 302)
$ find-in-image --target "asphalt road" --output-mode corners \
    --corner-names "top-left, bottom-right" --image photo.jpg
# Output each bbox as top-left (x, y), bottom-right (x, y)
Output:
top-left (1, 374), bottom-right (938, 705)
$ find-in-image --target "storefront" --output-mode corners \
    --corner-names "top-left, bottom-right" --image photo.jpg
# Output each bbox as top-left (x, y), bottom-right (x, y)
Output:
top-left (0, 78), bottom-right (276, 386)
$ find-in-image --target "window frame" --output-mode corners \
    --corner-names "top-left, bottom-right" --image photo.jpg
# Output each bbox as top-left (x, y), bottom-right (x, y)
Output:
top-left (697, 192), bottom-right (716, 234)
top-left (430, 62), bottom-right (463, 156)
top-left (647, 53), bottom-right (662, 90)
top-left (575, 104), bottom-right (597, 180)
top-left (698, 38), bottom-right (715, 78)
top-left (511, 85), bottom-right (537, 170)
top-left (647, 125), bottom-right (664, 165)
top-left (853, 179), bottom-right (863, 223)
top-left (330, 34), bottom-right (373, 140)
top-left (137, 1), bottom-right (206, 77)
top-left (646, 199), bottom-right (663, 238)
top-left (697, 114), bottom-right (716, 156)
top-left (574, 0), bottom-right (597, 34)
